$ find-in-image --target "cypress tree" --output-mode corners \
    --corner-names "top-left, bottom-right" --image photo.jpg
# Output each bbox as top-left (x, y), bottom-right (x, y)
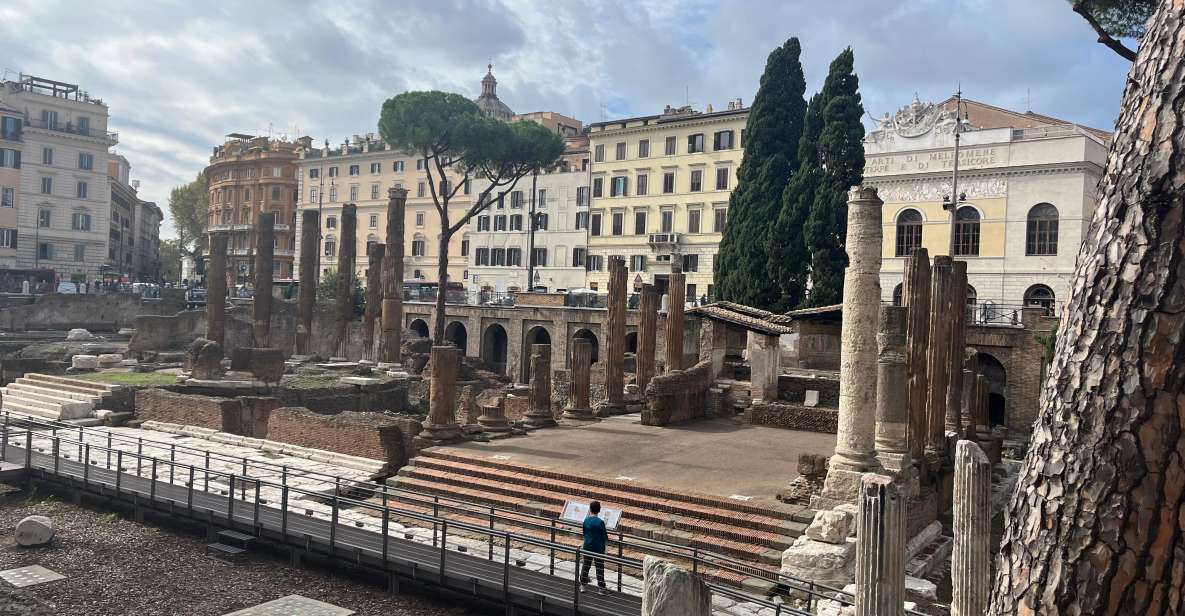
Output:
top-left (802, 48), bottom-right (865, 307)
top-left (768, 91), bottom-right (824, 311)
top-left (713, 38), bottom-right (807, 307)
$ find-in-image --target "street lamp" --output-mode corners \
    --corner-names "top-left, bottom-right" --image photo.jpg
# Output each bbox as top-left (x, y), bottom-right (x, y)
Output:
top-left (943, 88), bottom-right (970, 258)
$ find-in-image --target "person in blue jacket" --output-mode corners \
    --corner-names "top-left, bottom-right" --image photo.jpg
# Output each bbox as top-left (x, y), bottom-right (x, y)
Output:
top-left (580, 501), bottom-right (608, 591)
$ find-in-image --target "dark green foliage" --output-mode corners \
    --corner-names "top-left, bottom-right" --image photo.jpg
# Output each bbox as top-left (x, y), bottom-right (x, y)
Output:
top-left (714, 38), bottom-right (807, 307)
top-left (800, 48), bottom-right (865, 307)
top-left (316, 268), bottom-right (364, 317)
top-left (1072, 0), bottom-right (1154, 38)
top-left (768, 89), bottom-right (825, 311)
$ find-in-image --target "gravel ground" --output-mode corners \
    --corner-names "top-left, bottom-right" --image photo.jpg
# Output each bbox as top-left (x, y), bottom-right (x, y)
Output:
top-left (0, 489), bottom-right (488, 616)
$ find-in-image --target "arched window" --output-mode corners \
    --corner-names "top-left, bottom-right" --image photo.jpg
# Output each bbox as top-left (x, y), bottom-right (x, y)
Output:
top-left (966, 284), bottom-right (977, 306)
top-left (411, 234), bottom-right (426, 257)
top-left (895, 209), bottom-right (923, 257)
top-left (323, 236), bottom-right (336, 257)
top-left (953, 206), bottom-right (980, 256)
top-left (1024, 284), bottom-right (1056, 316)
top-left (1026, 203), bottom-right (1059, 256)
top-left (892, 283), bottom-right (903, 306)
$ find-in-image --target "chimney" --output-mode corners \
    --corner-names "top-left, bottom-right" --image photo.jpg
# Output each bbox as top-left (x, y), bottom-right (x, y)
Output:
top-left (705, 103), bottom-right (713, 113)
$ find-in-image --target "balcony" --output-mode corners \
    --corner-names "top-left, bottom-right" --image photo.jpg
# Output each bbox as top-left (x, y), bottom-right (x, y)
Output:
top-left (274, 248), bottom-right (295, 257)
top-left (648, 233), bottom-right (680, 247)
top-left (208, 223), bottom-right (252, 232)
top-left (23, 118), bottom-right (119, 145)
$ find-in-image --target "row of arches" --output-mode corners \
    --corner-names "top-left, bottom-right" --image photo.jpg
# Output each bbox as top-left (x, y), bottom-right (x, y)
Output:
top-left (894, 202), bottom-right (1060, 258)
top-left (407, 318), bottom-right (604, 382)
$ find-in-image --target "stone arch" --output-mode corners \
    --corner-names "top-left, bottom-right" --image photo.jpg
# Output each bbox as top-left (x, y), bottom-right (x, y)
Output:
top-left (625, 330), bottom-right (638, 354)
top-left (521, 325), bottom-right (553, 383)
top-left (409, 318), bottom-right (430, 338)
top-left (572, 328), bottom-right (599, 365)
top-left (892, 283), bottom-right (903, 307)
top-left (444, 321), bottom-right (467, 354)
top-left (976, 351), bottom-right (1008, 428)
top-left (481, 323), bottom-right (509, 375)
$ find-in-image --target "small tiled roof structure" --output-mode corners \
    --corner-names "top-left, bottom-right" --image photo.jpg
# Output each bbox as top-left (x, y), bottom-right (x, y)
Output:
top-left (782, 303), bottom-right (843, 322)
top-left (686, 301), bottom-right (795, 336)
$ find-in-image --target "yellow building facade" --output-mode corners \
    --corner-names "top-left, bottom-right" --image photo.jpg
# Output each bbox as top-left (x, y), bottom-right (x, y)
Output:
top-left (585, 102), bottom-right (748, 299)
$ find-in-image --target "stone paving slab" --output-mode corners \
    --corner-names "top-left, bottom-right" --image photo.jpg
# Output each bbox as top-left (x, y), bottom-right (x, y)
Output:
top-left (223, 594), bottom-right (355, 616)
top-left (0, 564), bottom-right (67, 587)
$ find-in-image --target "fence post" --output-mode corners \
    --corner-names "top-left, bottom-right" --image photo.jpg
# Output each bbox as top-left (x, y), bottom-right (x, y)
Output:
top-left (329, 496), bottom-right (338, 554)
top-left (169, 444), bottom-right (175, 483)
top-left (83, 444), bottom-right (90, 486)
top-left (52, 436), bottom-right (59, 474)
top-left (227, 475), bottom-right (236, 529)
top-left (503, 532), bottom-right (511, 606)
top-left (253, 481), bottom-right (261, 532)
top-left (488, 506), bottom-right (495, 560)
top-left (187, 465), bottom-right (194, 515)
top-left (617, 530), bottom-right (624, 591)
top-left (281, 485), bottom-right (290, 538)
top-left (24, 429), bottom-right (32, 468)
top-left (573, 548), bottom-right (582, 614)
top-left (1, 411), bottom-right (7, 461)
top-left (550, 519), bottom-right (556, 575)
top-left (382, 508), bottom-right (390, 566)
top-left (440, 521), bottom-right (448, 582)
top-left (115, 450), bottom-right (123, 495)
top-left (204, 452), bottom-right (210, 492)
top-left (150, 458), bottom-right (157, 501)
top-left (136, 438), bottom-right (142, 476)
top-left (106, 432), bottom-right (111, 468)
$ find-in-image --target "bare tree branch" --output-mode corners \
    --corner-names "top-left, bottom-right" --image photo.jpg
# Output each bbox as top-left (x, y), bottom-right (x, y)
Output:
top-left (1073, 0), bottom-right (1138, 61)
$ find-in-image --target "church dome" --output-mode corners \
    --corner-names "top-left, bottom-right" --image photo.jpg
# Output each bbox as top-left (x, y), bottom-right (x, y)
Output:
top-left (474, 64), bottom-right (515, 121)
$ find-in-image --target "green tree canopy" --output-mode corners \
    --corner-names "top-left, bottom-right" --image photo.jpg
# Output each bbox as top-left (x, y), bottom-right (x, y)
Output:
top-left (801, 48), bottom-right (865, 307)
top-left (167, 174), bottom-right (208, 255)
top-left (1070, 0), bottom-right (1155, 60)
top-left (714, 37), bottom-right (807, 308)
top-left (378, 90), bottom-right (564, 342)
top-left (159, 238), bottom-right (181, 283)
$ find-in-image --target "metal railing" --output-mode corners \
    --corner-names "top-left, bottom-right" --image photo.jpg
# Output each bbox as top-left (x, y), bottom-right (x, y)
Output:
top-left (0, 411), bottom-right (926, 615)
top-left (23, 118), bottom-right (119, 143)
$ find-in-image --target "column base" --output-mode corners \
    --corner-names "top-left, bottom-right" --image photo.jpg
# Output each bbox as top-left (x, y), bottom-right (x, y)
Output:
top-left (594, 402), bottom-right (626, 417)
top-left (812, 465), bottom-right (880, 510)
top-left (419, 421), bottom-right (463, 443)
top-left (477, 417), bottom-right (512, 433)
top-left (561, 406), bottom-right (597, 421)
top-left (522, 413), bottom-right (557, 428)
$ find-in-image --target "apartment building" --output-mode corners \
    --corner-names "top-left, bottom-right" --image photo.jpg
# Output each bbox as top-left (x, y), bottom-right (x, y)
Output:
top-left (0, 102), bottom-right (21, 269)
top-left (293, 135), bottom-right (470, 285)
top-left (203, 134), bottom-right (301, 281)
top-left (866, 96), bottom-right (1110, 313)
top-left (585, 101), bottom-right (748, 299)
top-left (106, 154), bottom-right (162, 281)
top-left (0, 75), bottom-right (117, 281)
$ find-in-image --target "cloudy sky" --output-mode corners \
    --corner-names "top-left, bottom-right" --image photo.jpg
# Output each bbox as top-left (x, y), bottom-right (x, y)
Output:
top-left (0, 0), bottom-right (1133, 238)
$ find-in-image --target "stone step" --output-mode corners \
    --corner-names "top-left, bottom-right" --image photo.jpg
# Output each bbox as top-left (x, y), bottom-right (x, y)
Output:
top-left (393, 474), bottom-right (782, 565)
top-left (3, 382), bottom-right (103, 403)
top-left (409, 455), bottom-right (796, 537)
top-left (17, 375), bottom-right (112, 397)
top-left (398, 463), bottom-right (795, 551)
top-left (1, 401), bottom-right (66, 421)
top-left (22, 371), bottom-right (115, 393)
top-left (205, 542), bottom-right (246, 562)
top-left (418, 449), bottom-right (798, 523)
top-left (0, 393), bottom-right (92, 419)
top-left (1, 387), bottom-right (96, 412)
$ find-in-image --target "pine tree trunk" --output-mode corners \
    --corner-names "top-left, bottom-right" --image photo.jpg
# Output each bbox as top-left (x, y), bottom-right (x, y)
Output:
top-left (433, 227), bottom-right (450, 345)
top-left (989, 4), bottom-right (1185, 614)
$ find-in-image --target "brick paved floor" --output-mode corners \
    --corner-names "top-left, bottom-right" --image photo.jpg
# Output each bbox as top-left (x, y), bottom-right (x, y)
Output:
top-left (433, 414), bottom-right (836, 511)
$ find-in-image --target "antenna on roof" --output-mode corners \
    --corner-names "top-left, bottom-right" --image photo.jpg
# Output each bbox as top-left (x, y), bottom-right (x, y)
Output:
top-left (1026, 88), bottom-right (1031, 113)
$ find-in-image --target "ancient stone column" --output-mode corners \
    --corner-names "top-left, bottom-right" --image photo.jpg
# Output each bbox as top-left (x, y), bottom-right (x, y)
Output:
top-left (665, 266), bottom-right (686, 371)
top-left (952, 440), bottom-right (991, 616)
top-left (422, 345), bottom-right (461, 442)
top-left (295, 209), bottom-right (320, 355)
top-left (206, 231), bottom-right (229, 347)
top-left (334, 203), bottom-right (357, 358)
top-left (563, 337), bottom-right (595, 420)
top-left (636, 284), bottom-right (659, 393)
top-left (379, 187), bottom-right (407, 365)
top-left (945, 260), bottom-right (968, 435)
top-left (903, 249), bottom-right (931, 460)
top-left (855, 473), bottom-right (906, 616)
top-left (875, 305), bottom-right (909, 457)
top-left (925, 256), bottom-right (954, 454)
top-left (828, 187), bottom-right (883, 474)
top-left (524, 344), bottom-right (557, 428)
top-left (363, 243), bottom-right (385, 360)
top-left (960, 350), bottom-right (979, 438)
top-left (477, 395), bottom-right (512, 434)
top-left (975, 374), bottom-right (990, 433)
top-left (459, 385), bottom-right (482, 435)
top-left (252, 212), bottom-right (275, 347)
top-left (598, 256), bottom-right (627, 415)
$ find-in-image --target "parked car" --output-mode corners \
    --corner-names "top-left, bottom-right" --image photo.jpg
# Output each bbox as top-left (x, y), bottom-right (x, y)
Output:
top-left (56, 281), bottom-right (79, 294)
top-left (185, 287), bottom-right (207, 309)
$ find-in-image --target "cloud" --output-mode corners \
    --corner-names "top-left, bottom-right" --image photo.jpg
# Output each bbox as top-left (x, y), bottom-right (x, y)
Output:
top-left (0, 0), bottom-right (1131, 238)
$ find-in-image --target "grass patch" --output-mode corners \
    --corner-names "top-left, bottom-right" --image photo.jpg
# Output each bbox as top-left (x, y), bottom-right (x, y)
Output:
top-left (74, 371), bottom-right (178, 387)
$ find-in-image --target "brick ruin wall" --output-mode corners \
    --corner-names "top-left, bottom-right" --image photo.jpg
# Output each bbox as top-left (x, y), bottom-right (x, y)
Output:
top-left (777, 374), bottom-right (840, 407)
top-left (134, 388), bottom-right (423, 468)
top-left (265, 407), bottom-right (419, 466)
top-left (0, 292), bottom-right (187, 332)
top-left (641, 360), bottom-right (713, 426)
top-left (746, 402), bottom-right (838, 434)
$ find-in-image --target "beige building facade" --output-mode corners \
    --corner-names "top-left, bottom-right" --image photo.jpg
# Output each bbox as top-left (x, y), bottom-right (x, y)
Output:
top-left (585, 101), bottom-right (748, 300)
top-left (865, 97), bottom-right (1109, 317)
top-left (293, 135), bottom-right (469, 285)
top-left (0, 102), bottom-right (21, 270)
top-left (0, 75), bottom-right (118, 282)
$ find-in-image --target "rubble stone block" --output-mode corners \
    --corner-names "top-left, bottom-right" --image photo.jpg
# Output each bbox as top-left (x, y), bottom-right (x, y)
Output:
top-left (15, 515), bottom-right (55, 546)
top-left (66, 328), bottom-right (95, 341)
top-left (806, 509), bottom-right (853, 544)
top-left (71, 354), bottom-right (98, 370)
top-left (641, 556), bottom-right (711, 616)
